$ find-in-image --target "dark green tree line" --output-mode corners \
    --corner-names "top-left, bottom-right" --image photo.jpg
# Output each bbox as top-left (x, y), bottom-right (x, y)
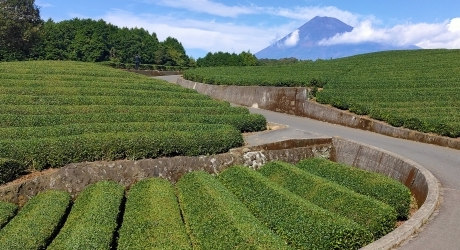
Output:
top-left (196, 51), bottom-right (258, 67)
top-left (0, 0), bottom-right (191, 66)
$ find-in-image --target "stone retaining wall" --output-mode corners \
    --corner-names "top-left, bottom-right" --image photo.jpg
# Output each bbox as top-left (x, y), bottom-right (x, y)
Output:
top-left (176, 77), bottom-right (460, 150)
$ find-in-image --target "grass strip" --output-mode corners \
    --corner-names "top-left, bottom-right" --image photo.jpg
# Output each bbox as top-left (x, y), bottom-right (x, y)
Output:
top-left (48, 181), bottom-right (125, 250)
top-left (117, 178), bottom-right (191, 250)
top-left (297, 158), bottom-right (412, 219)
top-left (218, 166), bottom-right (373, 250)
top-left (0, 190), bottom-right (71, 250)
top-left (176, 171), bottom-right (290, 250)
top-left (259, 161), bottom-right (397, 239)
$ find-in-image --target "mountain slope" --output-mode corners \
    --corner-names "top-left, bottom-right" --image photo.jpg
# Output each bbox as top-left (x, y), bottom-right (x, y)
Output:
top-left (256, 16), bottom-right (419, 60)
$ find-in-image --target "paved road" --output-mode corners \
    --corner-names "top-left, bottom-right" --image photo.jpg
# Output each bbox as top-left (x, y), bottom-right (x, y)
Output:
top-left (158, 75), bottom-right (460, 250)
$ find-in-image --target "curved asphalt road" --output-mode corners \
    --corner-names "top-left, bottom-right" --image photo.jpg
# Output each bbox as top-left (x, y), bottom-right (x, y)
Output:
top-left (158, 75), bottom-right (459, 250)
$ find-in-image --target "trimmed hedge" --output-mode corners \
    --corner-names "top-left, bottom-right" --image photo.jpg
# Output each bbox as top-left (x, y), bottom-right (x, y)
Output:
top-left (0, 190), bottom-right (71, 250)
top-left (176, 171), bottom-right (289, 249)
top-left (117, 178), bottom-right (191, 250)
top-left (0, 129), bottom-right (244, 170)
top-left (259, 161), bottom-right (397, 239)
top-left (218, 166), bottom-right (373, 250)
top-left (0, 122), bottom-right (239, 140)
top-left (0, 158), bottom-right (27, 184)
top-left (48, 181), bottom-right (125, 250)
top-left (0, 113), bottom-right (266, 133)
top-left (0, 201), bottom-right (17, 229)
top-left (0, 104), bottom-right (249, 116)
top-left (297, 158), bottom-right (412, 219)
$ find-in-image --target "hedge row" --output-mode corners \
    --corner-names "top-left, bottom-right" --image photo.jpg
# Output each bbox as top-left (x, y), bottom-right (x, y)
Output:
top-left (48, 181), bottom-right (125, 250)
top-left (98, 61), bottom-right (188, 71)
top-left (176, 171), bottom-right (289, 249)
top-left (0, 113), bottom-right (266, 133)
top-left (0, 158), bottom-right (27, 184)
top-left (218, 166), bottom-right (373, 249)
top-left (0, 190), bottom-right (71, 250)
top-left (0, 104), bottom-right (249, 116)
top-left (0, 86), bottom-right (210, 100)
top-left (0, 122), bottom-right (238, 140)
top-left (0, 94), bottom-right (222, 107)
top-left (297, 158), bottom-right (411, 219)
top-left (0, 201), bottom-right (17, 229)
top-left (0, 129), bottom-right (243, 170)
top-left (0, 78), bottom-right (197, 93)
top-left (259, 161), bottom-right (397, 239)
top-left (117, 178), bottom-right (191, 250)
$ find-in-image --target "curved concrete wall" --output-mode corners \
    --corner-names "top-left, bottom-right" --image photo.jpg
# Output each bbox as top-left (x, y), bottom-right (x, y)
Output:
top-left (176, 77), bottom-right (460, 150)
top-left (0, 137), bottom-right (438, 250)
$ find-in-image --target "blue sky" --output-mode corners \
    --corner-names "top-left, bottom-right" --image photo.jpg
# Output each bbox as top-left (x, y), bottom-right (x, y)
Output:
top-left (36, 0), bottom-right (460, 59)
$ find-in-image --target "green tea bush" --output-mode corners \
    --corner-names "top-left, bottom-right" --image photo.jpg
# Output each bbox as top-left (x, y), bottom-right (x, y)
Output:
top-left (48, 181), bottom-right (124, 250)
top-left (0, 201), bottom-right (17, 229)
top-left (0, 128), bottom-right (243, 170)
top-left (118, 178), bottom-right (191, 250)
top-left (297, 158), bottom-right (411, 219)
top-left (259, 161), bottom-right (397, 239)
top-left (0, 190), bottom-right (71, 250)
top-left (176, 171), bottom-right (289, 249)
top-left (0, 158), bottom-right (27, 184)
top-left (218, 166), bottom-right (373, 249)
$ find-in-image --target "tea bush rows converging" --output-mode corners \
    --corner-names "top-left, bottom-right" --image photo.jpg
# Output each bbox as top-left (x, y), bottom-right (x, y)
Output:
top-left (217, 166), bottom-right (373, 249)
top-left (0, 190), bottom-right (71, 250)
top-left (0, 159), bottom-right (411, 249)
top-left (297, 158), bottom-right (412, 219)
top-left (176, 171), bottom-right (289, 249)
top-left (184, 49), bottom-right (460, 137)
top-left (0, 61), bottom-right (266, 175)
top-left (259, 161), bottom-right (397, 239)
top-left (117, 178), bottom-right (191, 250)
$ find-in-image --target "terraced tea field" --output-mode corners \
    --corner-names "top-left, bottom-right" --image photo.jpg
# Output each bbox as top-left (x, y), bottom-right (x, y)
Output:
top-left (184, 49), bottom-right (460, 137)
top-left (0, 61), bottom-right (266, 183)
top-left (0, 159), bottom-right (411, 250)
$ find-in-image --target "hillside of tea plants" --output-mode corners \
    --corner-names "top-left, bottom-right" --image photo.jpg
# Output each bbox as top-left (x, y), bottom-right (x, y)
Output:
top-left (0, 61), bottom-right (266, 183)
top-left (0, 159), bottom-right (411, 249)
top-left (184, 49), bottom-right (460, 137)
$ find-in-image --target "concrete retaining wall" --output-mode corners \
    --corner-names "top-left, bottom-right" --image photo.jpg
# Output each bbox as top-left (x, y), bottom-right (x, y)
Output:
top-left (0, 137), bottom-right (438, 250)
top-left (176, 77), bottom-right (460, 150)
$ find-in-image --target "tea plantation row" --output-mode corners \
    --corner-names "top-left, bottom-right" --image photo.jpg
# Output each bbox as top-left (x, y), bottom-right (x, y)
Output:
top-left (183, 49), bottom-right (460, 137)
top-left (0, 61), bottom-right (266, 183)
top-left (0, 159), bottom-right (411, 250)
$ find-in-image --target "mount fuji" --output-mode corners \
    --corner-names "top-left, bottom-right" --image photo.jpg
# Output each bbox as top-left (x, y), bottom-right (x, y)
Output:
top-left (255, 16), bottom-right (419, 60)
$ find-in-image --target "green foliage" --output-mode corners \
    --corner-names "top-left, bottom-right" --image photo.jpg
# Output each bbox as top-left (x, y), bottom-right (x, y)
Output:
top-left (0, 158), bottom-right (27, 184)
top-left (118, 178), bottom-right (191, 250)
top-left (297, 158), bottom-right (412, 219)
top-left (176, 171), bottom-right (289, 250)
top-left (218, 166), bottom-right (373, 250)
top-left (48, 181), bottom-right (124, 250)
top-left (187, 49), bottom-right (460, 137)
top-left (259, 161), bottom-right (397, 239)
top-left (196, 51), bottom-right (259, 67)
top-left (0, 61), bottom-right (263, 172)
top-left (0, 201), bottom-right (17, 229)
top-left (0, 0), bottom-right (42, 61)
top-left (0, 190), bottom-right (71, 250)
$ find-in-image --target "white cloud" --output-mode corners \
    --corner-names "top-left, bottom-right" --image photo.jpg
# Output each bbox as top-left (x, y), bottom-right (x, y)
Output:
top-left (148, 0), bottom-right (257, 18)
top-left (102, 9), bottom-right (278, 54)
top-left (318, 18), bottom-right (460, 49)
top-left (284, 30), bottom-right (300, 47)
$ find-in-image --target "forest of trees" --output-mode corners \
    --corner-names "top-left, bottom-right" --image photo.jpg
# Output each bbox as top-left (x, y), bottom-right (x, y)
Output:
top-left (196, 51), bottom-right (258, 67)
top-left (0, 0), bottom-right (192, 67)
top-left (1, 0), bottom-right (289, 68)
